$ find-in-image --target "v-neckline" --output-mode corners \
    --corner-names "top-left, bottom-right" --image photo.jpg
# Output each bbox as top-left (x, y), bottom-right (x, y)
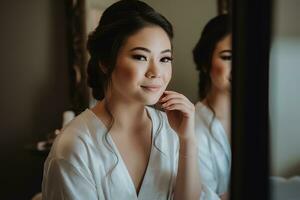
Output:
top-left (88, 107), bottom-right (155, 199)
top-left (108, 131), bottom-right (154, 198)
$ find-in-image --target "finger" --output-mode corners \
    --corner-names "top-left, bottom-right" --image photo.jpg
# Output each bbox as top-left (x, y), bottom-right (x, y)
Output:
top-left (164, 103), bottom-right (194, 117)
top-left (161, 93), bottom-right (194, 108)
top-left (163, 100), bottom-right (194, 112)
top-left (161, 97), bottom-right (193, 110)
top-left (160, 94), bottom-right (185, 104)
top-left (160, 91), bottom-right (194, 110)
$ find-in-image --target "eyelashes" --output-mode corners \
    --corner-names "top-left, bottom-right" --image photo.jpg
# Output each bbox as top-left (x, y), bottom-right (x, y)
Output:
top-left (131, 54), bottom-right (173, 63)
top-left (220, 55), bottom-right (232, 61)
top-left (132, 54), bottom-right (147, 61)
top-left (160, 56), bottom-right (173, 63)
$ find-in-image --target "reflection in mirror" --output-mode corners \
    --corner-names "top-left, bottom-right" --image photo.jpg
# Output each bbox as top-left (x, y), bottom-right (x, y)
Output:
top-left (193, 14), bottom-right (232, 199)
top-left (270, 0), bottom-right (300, 199)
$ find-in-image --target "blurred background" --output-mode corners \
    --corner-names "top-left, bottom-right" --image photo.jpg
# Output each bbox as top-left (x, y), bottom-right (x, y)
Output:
top-left (0, 1), bottom-right (71, 199)
top-left (270, 0), bottom-right (300, 178)
top-left (269, 0), bottom-right (300, 199)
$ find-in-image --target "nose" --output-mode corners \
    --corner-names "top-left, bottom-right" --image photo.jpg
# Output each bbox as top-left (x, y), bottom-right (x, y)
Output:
top-left (145, 60), bottom-right (161, 78)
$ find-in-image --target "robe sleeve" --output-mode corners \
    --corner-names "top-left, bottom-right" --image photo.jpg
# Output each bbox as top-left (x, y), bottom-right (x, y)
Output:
top-left (42, 158), bottom-right (101, 200)
top-left (197, 132), bottom-right (222, 200)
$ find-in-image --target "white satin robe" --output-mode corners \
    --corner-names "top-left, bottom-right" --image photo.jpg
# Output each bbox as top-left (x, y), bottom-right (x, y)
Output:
top-left (195, 102), bottom-right (231, 200)
top-left (42, 107), bottom-right (179, 200)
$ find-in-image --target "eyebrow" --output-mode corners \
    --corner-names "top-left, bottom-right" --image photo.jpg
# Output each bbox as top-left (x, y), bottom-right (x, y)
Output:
top-left (130, 47), bottom-right (172, 54)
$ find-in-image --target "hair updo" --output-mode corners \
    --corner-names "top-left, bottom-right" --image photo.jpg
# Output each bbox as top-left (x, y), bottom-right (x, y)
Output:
top-left (193, 14), bottom-right (231, 100)
top-left (87, 0), bottom-right (173, 100)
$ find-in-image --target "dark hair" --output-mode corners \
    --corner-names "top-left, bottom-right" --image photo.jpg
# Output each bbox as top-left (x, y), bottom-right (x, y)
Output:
top-left (193, 14), bottom-right (231, 100)
top-left (87, 0), bottom-right (173, 100)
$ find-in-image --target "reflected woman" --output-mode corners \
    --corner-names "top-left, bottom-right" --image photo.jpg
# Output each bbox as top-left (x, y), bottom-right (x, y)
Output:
top-left (193, 14), bottom-right (232, 200)
top-left (42, 0), bottom-right (200, 200)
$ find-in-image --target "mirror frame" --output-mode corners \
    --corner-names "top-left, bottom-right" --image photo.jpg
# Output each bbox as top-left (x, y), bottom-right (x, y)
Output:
top-left (231, 0), bottom-right (271, 199)
top-left (65, 0), bottom-right (89, 114)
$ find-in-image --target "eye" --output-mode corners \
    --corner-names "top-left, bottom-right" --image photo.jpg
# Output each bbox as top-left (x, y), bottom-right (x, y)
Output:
top-left (220, 55), bottom-right (232, 61)
top-left (132, 54), bottom-right (147, 61)
top-left (160, 56), bottom-right (173, 63)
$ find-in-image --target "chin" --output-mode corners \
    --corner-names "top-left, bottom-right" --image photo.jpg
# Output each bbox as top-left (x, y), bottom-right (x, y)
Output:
top-left (135, 88), bottom-right (165, 105)
top-left (145, 97), bottom-right (160, 105)
top-left (139, 94), bottom-right (161, 106)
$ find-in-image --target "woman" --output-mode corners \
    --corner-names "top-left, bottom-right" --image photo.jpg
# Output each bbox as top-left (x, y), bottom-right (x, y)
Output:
top-left (193, 14), bottom-right (232, 200)
top-left (42, 1), bottom-right (200, 199)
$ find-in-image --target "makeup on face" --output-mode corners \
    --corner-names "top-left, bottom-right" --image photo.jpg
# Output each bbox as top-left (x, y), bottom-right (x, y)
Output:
top-left (128, 46), bottom-right (172, 95)
top-left (219, 50), bottom-right (232, 61)
top-left (111, 26), bottom-right (172, 105)
top-left (210, 34), bottom-right (232, 90)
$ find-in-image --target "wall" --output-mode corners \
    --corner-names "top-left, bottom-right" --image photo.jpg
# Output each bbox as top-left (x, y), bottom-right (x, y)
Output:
top-left (0, 1), bottom-right (70, 199)
top-left (270, 0), bottom-right (300, 177)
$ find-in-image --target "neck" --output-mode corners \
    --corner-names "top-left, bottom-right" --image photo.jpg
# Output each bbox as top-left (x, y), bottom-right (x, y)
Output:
top-left (203, 87), bottom-right (231, 121)
top-left (91, 91), bottom-right (149, 132)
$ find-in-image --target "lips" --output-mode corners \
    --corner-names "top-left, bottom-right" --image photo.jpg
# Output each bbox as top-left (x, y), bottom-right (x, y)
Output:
top-left (141, 85), bottom-right (162, 92)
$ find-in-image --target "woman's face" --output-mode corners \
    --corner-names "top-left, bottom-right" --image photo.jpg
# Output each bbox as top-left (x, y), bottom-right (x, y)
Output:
top-left (110, 26), bottom-right (172, 105)
top-left (210, 34), bottom-right (232, 93)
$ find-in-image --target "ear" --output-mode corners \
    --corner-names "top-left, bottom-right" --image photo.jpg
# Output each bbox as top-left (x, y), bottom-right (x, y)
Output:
top-left (98, 61), bottom-right (108, 74)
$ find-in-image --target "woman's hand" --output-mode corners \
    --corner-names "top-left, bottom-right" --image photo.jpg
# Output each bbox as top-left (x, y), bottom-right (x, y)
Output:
top-left (160, 91), bottom-right (201, 200)
top-left (159, 90), bottom-right (195, 140)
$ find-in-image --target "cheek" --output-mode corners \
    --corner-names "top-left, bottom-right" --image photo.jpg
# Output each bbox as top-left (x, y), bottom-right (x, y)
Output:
top-left (211, 61), bottom-right (225, 76)
top-left (162, 66), bottom-right (172, 85)
top-left (117, 67), bottom-right (136, 80)
top-left (114, 63), bottom-right (142, 83)
top-left (211, 60), bottom-right (230, 80)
